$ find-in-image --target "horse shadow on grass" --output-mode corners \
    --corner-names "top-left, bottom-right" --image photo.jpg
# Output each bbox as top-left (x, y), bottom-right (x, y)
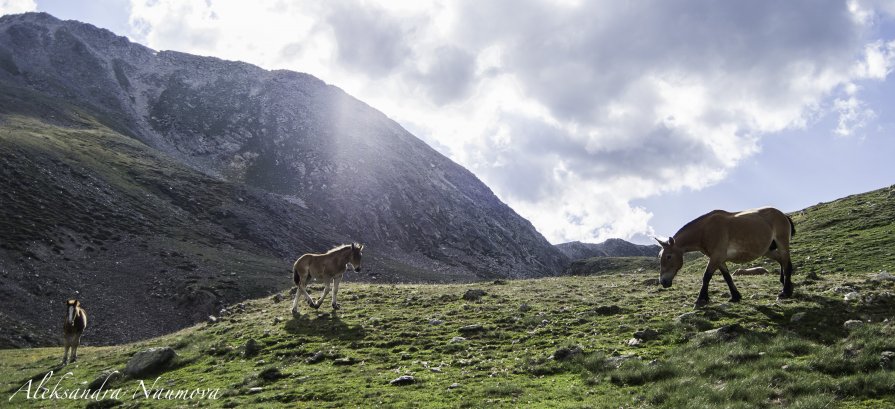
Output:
top-left (752, 290), bottom-right (895, 344)
top-left (284, 311), bottom-right (366, 341)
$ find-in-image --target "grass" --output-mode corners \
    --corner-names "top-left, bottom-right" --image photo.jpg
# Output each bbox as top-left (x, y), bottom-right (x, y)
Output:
top-left (2, 267), bottom-right (895, 408)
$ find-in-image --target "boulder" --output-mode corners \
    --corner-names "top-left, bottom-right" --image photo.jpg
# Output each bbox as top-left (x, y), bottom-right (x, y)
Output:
top-left (124, 347), bottom-right (177, 378)
top-left (462, 289), bottom-right (487, 301)
top-left (390, 375), bottom-right (415, 386)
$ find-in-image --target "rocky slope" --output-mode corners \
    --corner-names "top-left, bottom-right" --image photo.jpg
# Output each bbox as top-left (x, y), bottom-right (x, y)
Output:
top-left (555, 238), bottom-right (660, 261)
top-left (0, 13), bottom-right (568, 346)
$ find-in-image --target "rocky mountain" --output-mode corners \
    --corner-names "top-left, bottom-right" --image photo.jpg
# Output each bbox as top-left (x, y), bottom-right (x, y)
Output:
top-left (0, 12), bottom-right (568, 346)
top-left (555, 238), bottom-right (660, 261)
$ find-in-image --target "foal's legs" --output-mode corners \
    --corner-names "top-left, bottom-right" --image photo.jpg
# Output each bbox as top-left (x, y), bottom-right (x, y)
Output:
top-left (71, 335), bottom-right (80, 363)
top-left (718, 263), bottom-right (741, 302)
top-left (62, 337), bottom-right (71, 365)
top-left (765, 249), bottom-right (794, 299)
top-left (331, 274), bottom-right (343, 310)
top-left (315, 282), bottom-right (331, 309)
top-left (292, 272), bottom-right (317, 315)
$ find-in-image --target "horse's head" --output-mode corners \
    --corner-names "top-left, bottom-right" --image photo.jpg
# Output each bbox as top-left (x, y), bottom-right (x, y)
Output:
top-left (656, 237), bottom-right (683, 288)
top-left (65, 299), bottom-right (80, 324)
top-left (347, 243), bottom-right (364, 273)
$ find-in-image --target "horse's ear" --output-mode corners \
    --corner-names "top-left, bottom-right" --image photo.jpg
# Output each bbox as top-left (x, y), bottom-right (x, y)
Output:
top-left (654, 237), bottom-right (667, 247)
top-left (668, 237), bottom-right (675, 246)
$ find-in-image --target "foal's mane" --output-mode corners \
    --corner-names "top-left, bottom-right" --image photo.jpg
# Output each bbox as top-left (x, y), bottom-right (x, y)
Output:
top-left (324, 243), bottom-right (357, 255)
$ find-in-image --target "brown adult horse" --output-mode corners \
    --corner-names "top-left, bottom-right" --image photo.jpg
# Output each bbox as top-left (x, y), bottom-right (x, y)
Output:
top-left (656, 207), bottom-right (795, 307)
top-left (62, 299), bottom-right (87, 365)
top-left (291, 243), bottom-right (364, 316)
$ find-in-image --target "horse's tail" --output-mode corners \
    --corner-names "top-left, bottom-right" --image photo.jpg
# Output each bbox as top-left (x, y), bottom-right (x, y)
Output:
top-left (786, 215), bottom-right (796, 237)
top-left (292, 255), bottom-right (308, 286)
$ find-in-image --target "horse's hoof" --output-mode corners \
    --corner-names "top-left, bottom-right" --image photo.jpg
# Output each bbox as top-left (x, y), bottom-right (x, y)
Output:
top-left (291, 309), bottom-right (300, 318)
top-left (332, 303), bottom-right (341, 310)
top-left (777, 291), bottom-right (792, 300)
top-left (729, 294), bottom-right (742, 303)
top-left (694, 298), bottom-right (709, 308)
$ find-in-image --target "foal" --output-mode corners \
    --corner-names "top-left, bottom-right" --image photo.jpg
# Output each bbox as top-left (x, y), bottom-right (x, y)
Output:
top-left (291, 243), bottom-right (364, 316)
top-left (62, 299), bottom-right (87, 365)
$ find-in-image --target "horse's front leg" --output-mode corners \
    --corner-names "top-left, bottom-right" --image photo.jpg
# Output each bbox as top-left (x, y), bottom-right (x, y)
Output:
top-left (62, 339), bottom-right (70, 365)
top-left (315, 282), bottom-right (331, 309)
top-left (331, 274), bottom-right (343, 310)
top-left (71, 336), bottom-right (80, 363)
top-left (695, 262), bottom-right (718, 308)
top-left (718, 264), bottom-right (741, 302)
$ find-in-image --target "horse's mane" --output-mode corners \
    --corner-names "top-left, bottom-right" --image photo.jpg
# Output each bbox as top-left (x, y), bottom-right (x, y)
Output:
top-left (674, 210), bottom-right (729, 238)
top-left (324, 243), bottom-right (358, 254)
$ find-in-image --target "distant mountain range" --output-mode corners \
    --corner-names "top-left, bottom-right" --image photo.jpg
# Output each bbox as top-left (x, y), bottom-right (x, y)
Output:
top-left (555, 238), bottom-right (660, 261)
top-left (0, 12), bottom-right (567, 346)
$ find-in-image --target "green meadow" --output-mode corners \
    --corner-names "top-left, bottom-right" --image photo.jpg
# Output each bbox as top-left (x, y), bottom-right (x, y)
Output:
top-left (2, 184), bottom-right (894, 408)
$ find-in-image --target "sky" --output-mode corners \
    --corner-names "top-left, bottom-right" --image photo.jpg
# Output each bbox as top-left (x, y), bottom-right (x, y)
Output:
top-left (2, 0), bottom-right (895, 245)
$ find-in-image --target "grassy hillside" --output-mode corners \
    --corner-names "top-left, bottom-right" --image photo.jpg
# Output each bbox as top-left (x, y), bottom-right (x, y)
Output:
top-left (1, 185), bottom-right (893, 407)
top-left (2, 269), bottom-right (895, 408)
top-left (564, 256), bottom-right (657, 276)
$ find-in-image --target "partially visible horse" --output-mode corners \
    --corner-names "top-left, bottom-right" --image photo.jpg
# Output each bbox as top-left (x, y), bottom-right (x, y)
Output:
top-left (291, 243), bottom-right (364, 316)
top-left (656, 207), bottom-right (795, 307)
top-left (62, 299), bottom-right (87, 364)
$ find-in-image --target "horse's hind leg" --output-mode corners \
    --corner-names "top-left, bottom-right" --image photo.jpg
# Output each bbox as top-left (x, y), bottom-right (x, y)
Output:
top-left (718, 263), bottom-right (741, 302)
top-left (778, 258), bottom-right (794, 299)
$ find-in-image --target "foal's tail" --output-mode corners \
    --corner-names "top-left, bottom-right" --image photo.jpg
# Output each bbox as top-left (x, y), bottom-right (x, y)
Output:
top-left (786, 215), bottom-right (796, 237)
top-left (292, 255), bottom-right (307, 286)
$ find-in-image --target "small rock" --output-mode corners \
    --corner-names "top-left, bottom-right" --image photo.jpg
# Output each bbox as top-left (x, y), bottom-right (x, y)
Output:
top-left (462, 289), bottom-right (486, 301)
top-left (430, 367), bottom-right (442, 373)
top-left (805, 271), bottom-right (820, 280)
top-left (519, 303), bottom-right (531, 312)
top-left (492, 279), bottom-right (506, 285)
top-left (273, 316), bottom-right (283, 324)
top-left (305, 351), bottom-right (325, 364)
top-left (272, 293), bottom-right (285, 303)
top-left (428, 319), bottom-right (444, 325)
top-left (881, 351), bottom-right (895, 368)
top-left (258, 367), bottom-right (284, 381)
top-left (844, 292), bottom-right (861, 302)
top-left (247, 387), bottom-right (263, 394)
top-left (698, 324), bottom-right (745, 343)
top-left (458, 324), bottom-right (484, 335)
top-left (124, 347), bottom-right (177, 378)
top-left (552, 346), bottom-right (582, 361)
top-left (627, 338), bottom-right (642, 346)
top-left (592, 305), bottom-right (622, 315)
top-left (873, 272), bottom-right (895, 282)
top-left (448, 382), bottom-right (460, 389)
top-left (450, 336), bottom-right (466, 343)
top-left (207, 315), bottom-right (218, 324)
top-left (607, 354), bottom-right (637, 367)
top-left (843, 320), bottom-right (864, 330)
top-left (390, 375), bottom-right (415, 386)
top-left (633, 329), bottom-right (659, 341)
top-left (333, 357), bottom-right (357, 366)
top-left (88, 370), bottom-right (123, 390)
top-left (790, 312), bottom-right (807, 323)
top-left (244, 339), bottom-right (259, 357)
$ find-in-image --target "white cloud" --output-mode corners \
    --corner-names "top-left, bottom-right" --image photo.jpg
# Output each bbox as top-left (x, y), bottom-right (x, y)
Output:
top-left (0, 0), bottom-right (36, 16)
top-left (128, 0), bottom-right (895, 244)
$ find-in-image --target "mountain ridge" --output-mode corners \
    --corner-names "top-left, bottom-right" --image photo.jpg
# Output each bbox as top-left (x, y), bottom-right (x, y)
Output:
top-left (0, 12), bottom-right (567, 346)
